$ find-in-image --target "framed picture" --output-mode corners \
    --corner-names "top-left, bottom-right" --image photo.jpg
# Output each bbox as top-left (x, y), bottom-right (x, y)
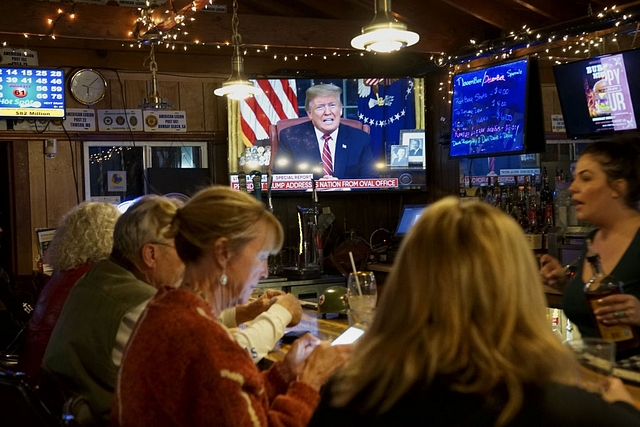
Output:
top-left (400, 129), bottom-right (425, 167)
top-left (389, 144), bottom-right (409, 167)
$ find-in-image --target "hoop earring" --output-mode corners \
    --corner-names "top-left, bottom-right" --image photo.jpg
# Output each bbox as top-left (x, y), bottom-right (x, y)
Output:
top-left (220, 273), bottom-right (228, 286)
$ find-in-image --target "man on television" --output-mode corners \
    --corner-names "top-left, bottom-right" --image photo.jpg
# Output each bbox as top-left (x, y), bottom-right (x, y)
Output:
top-left (272, 84), bottom-right (378, 179)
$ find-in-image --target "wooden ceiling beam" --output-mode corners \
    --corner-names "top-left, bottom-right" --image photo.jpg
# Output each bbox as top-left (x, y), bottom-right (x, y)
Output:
top-left (441, 0), bottom-right (542, 30)
top-left (0, 0), bottom-right (492, 55)
top-left (511, 0), bottom-right (577, 21)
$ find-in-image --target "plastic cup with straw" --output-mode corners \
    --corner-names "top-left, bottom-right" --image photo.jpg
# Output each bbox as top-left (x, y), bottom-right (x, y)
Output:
top-left (348, 251), bottom-right (363, 297)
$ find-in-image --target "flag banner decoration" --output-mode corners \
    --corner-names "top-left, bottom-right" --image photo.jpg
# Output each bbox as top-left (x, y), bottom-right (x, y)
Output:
top-left (357, 78), bottom-right (416, 162)
top-left (240, 79), bottom-right (299, 146)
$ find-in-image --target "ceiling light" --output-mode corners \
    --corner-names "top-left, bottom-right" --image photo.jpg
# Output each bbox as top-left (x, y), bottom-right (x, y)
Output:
top-left (139, 43), bottom-right (173, 109)
top-left (214, 0), bottom-right (258, 100)
top-left (351, 0), bottom-right (419, 53)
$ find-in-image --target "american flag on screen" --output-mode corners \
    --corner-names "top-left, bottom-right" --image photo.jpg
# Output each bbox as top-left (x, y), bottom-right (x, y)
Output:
top-left (240, 79), bottom-right (299, 146)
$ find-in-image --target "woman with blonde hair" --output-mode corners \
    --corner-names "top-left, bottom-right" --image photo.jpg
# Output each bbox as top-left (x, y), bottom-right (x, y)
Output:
top-left (113, 186), bottom-right (350, 426)
top-left (310, 197), bottom-right (640, 426)
top-left (20, 202), bottom-right (120, 384)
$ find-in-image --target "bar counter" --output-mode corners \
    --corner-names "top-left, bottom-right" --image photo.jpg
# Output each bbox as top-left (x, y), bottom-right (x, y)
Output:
top-left (261, 307), bottom-right (640, 410)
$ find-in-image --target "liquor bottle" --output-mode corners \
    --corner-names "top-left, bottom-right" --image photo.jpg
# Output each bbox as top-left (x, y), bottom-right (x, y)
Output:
top-left (551, 308), bottom-right (563, 341)
top-left (583, 240), bottom-right (640, 353)
top-left (539, 167), bottom-right (553, 206)
top-left (525, 193), bottom-right (540, 234)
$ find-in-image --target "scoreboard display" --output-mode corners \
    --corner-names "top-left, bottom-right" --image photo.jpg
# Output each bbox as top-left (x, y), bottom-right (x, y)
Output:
top-left (0, 67), bottom-right (65, 119)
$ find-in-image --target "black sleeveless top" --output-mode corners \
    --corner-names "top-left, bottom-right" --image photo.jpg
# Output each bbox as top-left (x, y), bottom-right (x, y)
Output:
top-left (562, 229), bottom-right (640, 352)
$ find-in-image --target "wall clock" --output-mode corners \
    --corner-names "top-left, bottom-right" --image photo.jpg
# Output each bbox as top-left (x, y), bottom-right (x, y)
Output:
top-left (68, 68), bottom-right (107, 106)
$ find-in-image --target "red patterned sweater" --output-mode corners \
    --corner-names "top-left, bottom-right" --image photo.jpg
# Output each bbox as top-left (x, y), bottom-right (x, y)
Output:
top-left (111, 287), bottom-right (319, 427)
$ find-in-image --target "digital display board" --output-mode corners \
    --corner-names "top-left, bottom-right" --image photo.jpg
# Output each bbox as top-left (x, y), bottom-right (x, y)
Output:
top-left (554, 48), bottom-right (640, 139)
top-left (0, 67), bottom-right (65, 119)
top-left (449, 57), bottom-right (545, 158)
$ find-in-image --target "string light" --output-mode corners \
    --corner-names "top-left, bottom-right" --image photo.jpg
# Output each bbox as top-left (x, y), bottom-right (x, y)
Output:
top-left (0, 0), bottom-right (634, 70)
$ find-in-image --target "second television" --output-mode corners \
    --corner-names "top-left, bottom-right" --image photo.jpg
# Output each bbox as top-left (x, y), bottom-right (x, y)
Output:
top-left (553, 47), bottom-right (640, 140)
top-left (449, 56), bottom-right (545, 158)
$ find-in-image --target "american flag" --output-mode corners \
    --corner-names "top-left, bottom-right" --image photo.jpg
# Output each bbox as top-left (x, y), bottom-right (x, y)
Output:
top-left (240, 79), bottom-right (299, 146)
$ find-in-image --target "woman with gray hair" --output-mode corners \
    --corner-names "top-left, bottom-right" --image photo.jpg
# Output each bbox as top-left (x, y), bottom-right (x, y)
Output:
top-left (20, 201), bottom-right (120, 384)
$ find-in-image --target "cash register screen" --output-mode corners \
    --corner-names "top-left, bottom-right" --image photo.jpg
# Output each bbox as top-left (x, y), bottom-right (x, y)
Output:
top-left (393, 205), bottom-right (427, 239)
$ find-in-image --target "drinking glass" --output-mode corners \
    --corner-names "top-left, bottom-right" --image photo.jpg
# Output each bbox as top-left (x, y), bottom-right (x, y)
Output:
top-left (347, 271), bottom-right (377, 313)
top-left (564, 338), bottom-right (616, 395)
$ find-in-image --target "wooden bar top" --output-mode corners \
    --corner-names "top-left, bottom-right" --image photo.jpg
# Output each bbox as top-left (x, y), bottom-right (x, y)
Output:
top-left (261, 307), bottom-right (640, 410)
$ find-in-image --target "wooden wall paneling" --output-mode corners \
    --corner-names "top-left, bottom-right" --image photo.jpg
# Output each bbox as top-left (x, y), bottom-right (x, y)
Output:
top-left (541, 84), bottom-right (556, 133)
top-left (178, 81), bottom-right (205, 131)
top-left (43, 139), bottom-right (82, 225)
top-left (203, 82), bottom-right (220, 132)
top-left (159, 80), bottom-right (180, 111)
top-left (28, 140), bottom-right (47, 273)
top-left (10, 142), bottom-right (35, 275)
top-left (424, 70), bottom-right (460, 199)
top-left (210, 139), bottom-right (230, 184)
top-left (108, 77), bottom-right (126, 109)
top-left (124, 80), bottom-right (148, 109)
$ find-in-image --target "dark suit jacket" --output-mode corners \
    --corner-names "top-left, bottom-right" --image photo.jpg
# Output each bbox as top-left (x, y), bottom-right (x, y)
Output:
top-left (273, 121), bottom-right (377, 179)
top-left (409, 148), bottom-right (423, 157)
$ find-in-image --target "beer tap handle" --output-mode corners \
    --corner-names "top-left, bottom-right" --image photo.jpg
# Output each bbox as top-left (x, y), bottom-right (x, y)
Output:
top-left (267, 171), bottom-right (274, 212)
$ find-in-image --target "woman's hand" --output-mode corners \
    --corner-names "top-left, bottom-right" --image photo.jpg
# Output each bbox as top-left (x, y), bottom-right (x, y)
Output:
top-left (602, 377), bottom-right (636, 406)
top-left (235, 289), bottom-right (286, 324)
top-left (272, 293), bottom-right (303, 327)
top-left (298, 342), bottom-right (353, 391)
top-left (540, 254), bottom-right (569, 290)
top-left (595, 294), bottom-right (640, 327)
top-left (279, 333), bottom-right (321, 382)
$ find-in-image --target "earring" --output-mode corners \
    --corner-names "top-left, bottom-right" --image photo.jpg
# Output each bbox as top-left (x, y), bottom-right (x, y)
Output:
top-left (220, 273), bottom-right (228, 286)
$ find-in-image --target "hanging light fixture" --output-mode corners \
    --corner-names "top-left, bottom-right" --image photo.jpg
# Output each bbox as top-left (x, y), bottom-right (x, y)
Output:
top-left (351, 0), bottom-right (419, 53)
top-left (139, 43), bottom-right (173, 109)
top-left (214, 0), bottom-right (258, 100)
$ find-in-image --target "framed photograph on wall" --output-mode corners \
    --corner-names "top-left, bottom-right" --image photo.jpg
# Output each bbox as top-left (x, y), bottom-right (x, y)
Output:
top-left (400, 129), bottom-right (425, 167)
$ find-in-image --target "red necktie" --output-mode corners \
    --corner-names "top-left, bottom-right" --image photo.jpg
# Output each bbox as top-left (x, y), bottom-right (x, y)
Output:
top-left (322, 134), bottom-right (333, 176)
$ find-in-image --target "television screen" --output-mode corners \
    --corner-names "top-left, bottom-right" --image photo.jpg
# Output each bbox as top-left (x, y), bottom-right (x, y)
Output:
top-left (449, 57), bottom-right (545, 158)
top-left (0, 67), bottom-right (65, 119)
top-left (230, 77), bottom-right (426, 192)
top-left (553, 48), bottom-right (640, 139)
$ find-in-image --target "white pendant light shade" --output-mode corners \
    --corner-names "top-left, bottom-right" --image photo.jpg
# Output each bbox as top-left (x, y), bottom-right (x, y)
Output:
top-left (214, 0), bottom-right (257, 100)
top-left (214, 50), bottom-right (258, 100)
top-left (351, 0), bottom-right (419, 53)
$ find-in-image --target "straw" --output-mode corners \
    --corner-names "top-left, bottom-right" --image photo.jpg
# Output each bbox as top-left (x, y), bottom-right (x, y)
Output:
top-left (348, 251), bottom-right (363, 296)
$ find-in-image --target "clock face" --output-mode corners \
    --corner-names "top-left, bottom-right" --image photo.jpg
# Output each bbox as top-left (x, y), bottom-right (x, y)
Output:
top-left (69, 69), bottom-right (107, 106)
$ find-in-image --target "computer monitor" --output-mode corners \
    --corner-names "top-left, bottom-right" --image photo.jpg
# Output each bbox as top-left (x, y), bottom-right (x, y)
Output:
top-left (393, 204), bottom-right (427, 240)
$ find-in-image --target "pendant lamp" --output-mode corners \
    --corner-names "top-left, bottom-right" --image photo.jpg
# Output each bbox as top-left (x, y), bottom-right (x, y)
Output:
top-left (351, 0), bottom-right (419, 53)
top-left (214, 0), bottom-right (258, 100)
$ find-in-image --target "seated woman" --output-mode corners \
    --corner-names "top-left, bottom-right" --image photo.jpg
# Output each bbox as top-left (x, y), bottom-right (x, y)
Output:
top-left (19, 202), bottom-right (120, 384)
top-left (112, 186), bottom-right (351, 427)
top-left (310, 197), bottom-right (640, 426)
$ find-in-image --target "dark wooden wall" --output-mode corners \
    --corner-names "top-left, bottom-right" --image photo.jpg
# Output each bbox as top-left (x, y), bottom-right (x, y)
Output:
top-left (1, 55), bottom-right (565, 277)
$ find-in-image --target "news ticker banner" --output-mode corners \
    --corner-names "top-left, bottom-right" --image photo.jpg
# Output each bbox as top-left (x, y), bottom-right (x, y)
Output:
top-left (230, 173), bottom-right (400, 191)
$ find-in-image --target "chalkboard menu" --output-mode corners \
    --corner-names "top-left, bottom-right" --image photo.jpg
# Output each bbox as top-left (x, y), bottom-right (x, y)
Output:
top-left (0, 67), bottom-right (65, 119)
top-left (450, 57), bottom-right (543, 158)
